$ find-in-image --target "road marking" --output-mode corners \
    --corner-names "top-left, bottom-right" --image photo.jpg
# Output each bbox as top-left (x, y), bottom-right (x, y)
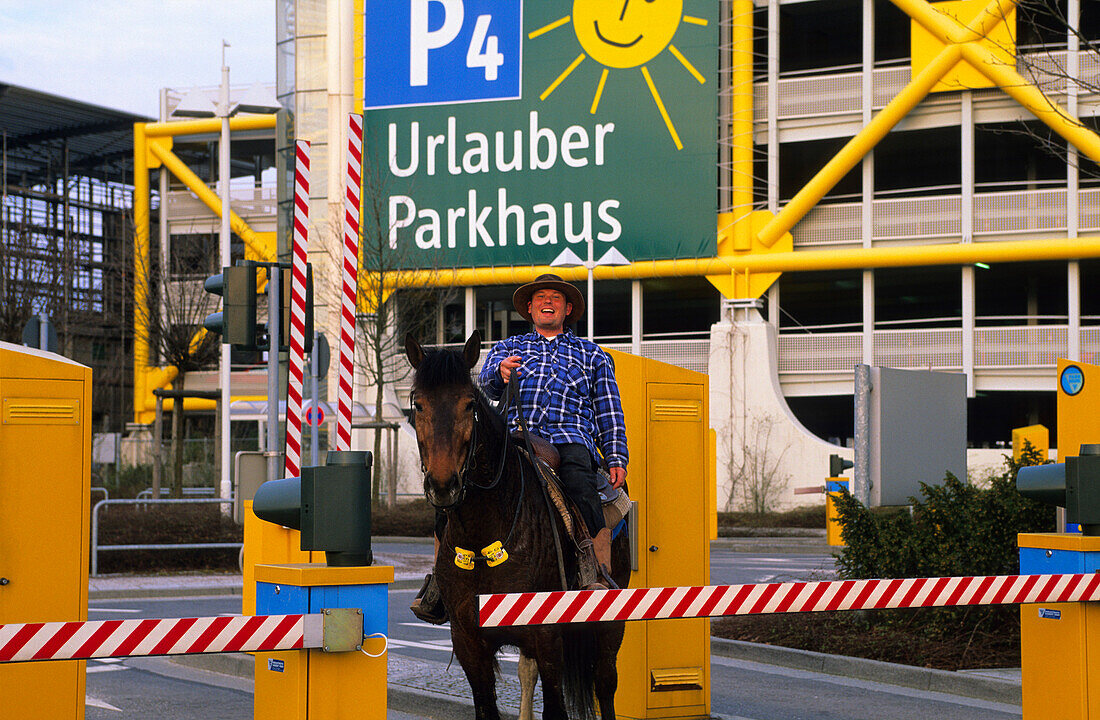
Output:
top-left (87, 608), bottom-right (141, 614)
top-left (388, 638), bottom-right (520, 663)
top-left (87, 665), bottom-right (129, 674)
top-left (86, 696), bottom-right (123, 711)
top-left (397, 622), bottom-right (450, 630)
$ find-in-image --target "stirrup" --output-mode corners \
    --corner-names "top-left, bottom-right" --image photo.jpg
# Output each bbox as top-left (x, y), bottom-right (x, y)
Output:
top-left (577, 539), bottom-right (608, 591)
top-left (410, 573), bottom-right (448, 625)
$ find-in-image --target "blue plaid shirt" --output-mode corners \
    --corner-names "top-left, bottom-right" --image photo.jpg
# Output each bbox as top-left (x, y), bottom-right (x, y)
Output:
top-left (479, 330), bottom-right (628, 469)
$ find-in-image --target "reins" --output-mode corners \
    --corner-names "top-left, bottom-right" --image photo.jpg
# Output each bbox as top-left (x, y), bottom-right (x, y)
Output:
top-left (412, 365), bottom-right (568, 589)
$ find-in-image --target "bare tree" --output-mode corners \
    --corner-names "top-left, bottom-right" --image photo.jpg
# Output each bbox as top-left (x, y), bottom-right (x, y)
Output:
top-left (0, 220), bottom-right (59, 343)
top-left (357, 163), bottom-right (458, 507)
top-left (980, 1), bottom-right (1100, 177)
top-left (727, 412), bottom-right (792, 514)
top-left (132, 231), bottom-right (221, 497)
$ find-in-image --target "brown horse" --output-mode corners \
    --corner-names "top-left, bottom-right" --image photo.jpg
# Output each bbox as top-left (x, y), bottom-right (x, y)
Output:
top-left (405, 332), bottom-right (630, 720)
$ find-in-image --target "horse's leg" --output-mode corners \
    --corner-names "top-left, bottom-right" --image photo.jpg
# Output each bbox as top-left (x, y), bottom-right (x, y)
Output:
top-left (451, 629), bottom-right (501, 720)
top-left (594, 621), bottom-right (626, 720)
top-left (517, 652), bottom-right (538, 720)
top-left (529, 630), bottom-right (568, 720)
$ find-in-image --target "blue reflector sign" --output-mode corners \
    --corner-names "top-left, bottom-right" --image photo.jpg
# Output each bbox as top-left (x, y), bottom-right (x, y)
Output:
top-left (365, 0), bottom-right (523, 109)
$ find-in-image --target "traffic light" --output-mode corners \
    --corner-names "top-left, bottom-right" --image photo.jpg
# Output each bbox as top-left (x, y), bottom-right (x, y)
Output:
top-left (203, 264), bottom-right (258, 348)
top-left (252, 450), bottom-right (373, 566)
top-left (271, 264), bottom-right (314, 354)
top-left (829, 454), bottom-right (854, 477)
top-left (1018, 444), bottom-right (1100, 535)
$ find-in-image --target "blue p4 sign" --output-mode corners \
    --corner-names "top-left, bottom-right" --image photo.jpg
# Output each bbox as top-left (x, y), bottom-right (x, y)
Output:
top-left (365, 0), bottom-right (523, 109)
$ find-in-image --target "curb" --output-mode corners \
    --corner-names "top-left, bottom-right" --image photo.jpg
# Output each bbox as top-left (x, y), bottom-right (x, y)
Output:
top-left (171, 651), bottom-right (253, 679)
top-left (710, 638), bottom-right (1021, 706)
top-left (169, 640), bottom-right (1021, 709)
top-left (88, 585), bottom-right (243, 601)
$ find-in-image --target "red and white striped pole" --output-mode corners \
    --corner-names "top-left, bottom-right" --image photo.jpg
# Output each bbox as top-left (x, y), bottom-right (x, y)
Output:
top-left (284, 140), bottom-right (311, 479)
top-left (336, 114), bottom-right (363, 452)
top-left (0, 614), bottom-right (312, 663)
top-left (479, 572), bottom-right (1100, 627)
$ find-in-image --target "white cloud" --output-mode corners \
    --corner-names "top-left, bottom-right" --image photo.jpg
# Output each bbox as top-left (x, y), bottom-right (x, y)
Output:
top-left (0, 1), bottom-right (275, 116)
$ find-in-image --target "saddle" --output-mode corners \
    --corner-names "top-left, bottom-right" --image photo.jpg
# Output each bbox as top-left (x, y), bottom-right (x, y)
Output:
top-left (510, 432), bottom-right (631, 541)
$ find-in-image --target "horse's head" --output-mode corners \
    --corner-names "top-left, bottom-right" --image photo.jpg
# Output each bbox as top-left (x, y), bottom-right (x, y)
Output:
top-left (405, 331), bottom-right (483, 508)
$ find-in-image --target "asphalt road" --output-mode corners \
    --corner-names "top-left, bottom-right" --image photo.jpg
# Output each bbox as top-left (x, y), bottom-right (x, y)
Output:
top-left (82, 544), bottom-right (1021, 719)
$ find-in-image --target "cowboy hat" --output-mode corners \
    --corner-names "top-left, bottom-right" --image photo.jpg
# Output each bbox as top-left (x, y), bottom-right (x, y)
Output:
top-left (512, 273), bottom-right (585, 324)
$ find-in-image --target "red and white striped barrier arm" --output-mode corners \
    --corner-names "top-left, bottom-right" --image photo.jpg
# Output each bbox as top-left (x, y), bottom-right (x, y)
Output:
top-left (0, 614), bottom-right (317, 663)
top-left (479, 573), bottom-right (1100, 627)
top-left (284, 139), bottom-right (311, 479)
top-left (336, 113), bottom-right (363, 452)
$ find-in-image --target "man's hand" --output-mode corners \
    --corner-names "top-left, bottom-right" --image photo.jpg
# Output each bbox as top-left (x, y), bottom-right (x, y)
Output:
top-left (499, 355), bottom-right (522, 383)
top-left (609, 466), bottom-right (627, 489)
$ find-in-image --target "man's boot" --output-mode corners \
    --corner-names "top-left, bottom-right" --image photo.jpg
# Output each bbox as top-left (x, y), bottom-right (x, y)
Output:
top-left (578, 536), bottom-right (608, 591)
top-left (592, 527), bottom-right (613, 585)
top-left (410, 536), bottom-right (448, 624)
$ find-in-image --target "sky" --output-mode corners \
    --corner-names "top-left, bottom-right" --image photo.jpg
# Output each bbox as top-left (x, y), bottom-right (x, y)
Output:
top-left (0, 1), bottom-right (275, 118)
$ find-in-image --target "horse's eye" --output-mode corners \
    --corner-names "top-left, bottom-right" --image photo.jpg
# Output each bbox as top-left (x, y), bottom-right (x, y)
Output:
top-left (413, 402), bottom-right (423, 412)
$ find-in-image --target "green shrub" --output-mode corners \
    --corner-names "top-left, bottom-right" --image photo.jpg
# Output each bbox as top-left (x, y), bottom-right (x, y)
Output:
top-left (833, 442), bottom-right (1054, 580)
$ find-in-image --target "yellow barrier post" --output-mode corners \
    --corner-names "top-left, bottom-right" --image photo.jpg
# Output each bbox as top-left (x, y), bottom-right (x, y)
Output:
top-left (1018, 361), bottom-right (1100, 719)
top-left (0, 344), bottom-right (92, 719)
top-left (825, 479), bottom-right (849, 547)
top-left (253, 564), bottom-right (392, 720)
top-left (1012, 425), bottom-right (1049, 464)
top-left (609, 351), bottom-right (711, 719)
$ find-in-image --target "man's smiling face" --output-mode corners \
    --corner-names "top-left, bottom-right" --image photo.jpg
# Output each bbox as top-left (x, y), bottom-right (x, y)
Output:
top-left (572, 0), bottom-right (684, 69)
top-left (528, 288), bottom-right (572, 336)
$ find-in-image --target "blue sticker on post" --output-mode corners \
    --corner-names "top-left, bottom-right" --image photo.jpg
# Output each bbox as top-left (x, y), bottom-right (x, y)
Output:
top-left (268, 658), bottom-right (285, 672)
top-left (1038, 608), bottom-right (1062, 620)
top-left (1060, 365), bottom-right (1085, 396)
top-left (365, 0), bottom-right (523, 109)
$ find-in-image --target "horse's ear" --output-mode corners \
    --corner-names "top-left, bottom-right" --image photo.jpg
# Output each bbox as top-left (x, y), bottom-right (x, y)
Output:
top-left (405, 333), bottom-right (424, 369)
top-left (463, 331), bottom-right (481, 369)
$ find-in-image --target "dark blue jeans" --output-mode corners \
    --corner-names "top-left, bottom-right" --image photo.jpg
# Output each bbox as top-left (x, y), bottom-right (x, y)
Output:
top-left (555, 442), bottom-right (605, 537)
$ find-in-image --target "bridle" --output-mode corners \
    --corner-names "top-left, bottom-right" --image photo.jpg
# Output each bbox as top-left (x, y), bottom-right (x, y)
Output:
top-left (411, 382), bottom-right (513, 511)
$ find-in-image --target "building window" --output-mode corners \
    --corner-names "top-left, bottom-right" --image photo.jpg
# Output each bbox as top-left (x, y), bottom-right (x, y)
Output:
top-left (778, 271), bottom-right (861, 331)
top-left (778, 0), bottom-right (862, 75)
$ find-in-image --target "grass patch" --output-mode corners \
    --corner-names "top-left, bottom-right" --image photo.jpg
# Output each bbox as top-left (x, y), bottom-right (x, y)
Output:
top-left (95, 504), bottom-right (242, 574)
top-left (718, 505), bottom-right (825, 530)
top-left (712, 606), bottom-right (1021, 671)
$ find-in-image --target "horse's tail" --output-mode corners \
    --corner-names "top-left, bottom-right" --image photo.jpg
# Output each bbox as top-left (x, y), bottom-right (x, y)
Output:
top-left (561, 626), bottom-right (598, 720)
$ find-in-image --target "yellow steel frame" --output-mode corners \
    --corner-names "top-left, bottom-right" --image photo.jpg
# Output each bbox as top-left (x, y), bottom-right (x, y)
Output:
top-left (382, 0), bottom-right (1100, 294)
top-left (132, 116), bottom-right (277, 424)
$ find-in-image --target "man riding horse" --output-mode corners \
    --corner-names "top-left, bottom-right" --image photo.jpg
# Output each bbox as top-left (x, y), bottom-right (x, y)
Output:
top-left (412, 273), bottom-right (628, 623)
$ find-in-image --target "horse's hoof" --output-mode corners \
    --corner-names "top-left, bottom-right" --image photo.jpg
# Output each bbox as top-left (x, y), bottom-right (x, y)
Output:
top-left (411, 573), bottom-right (449, 625)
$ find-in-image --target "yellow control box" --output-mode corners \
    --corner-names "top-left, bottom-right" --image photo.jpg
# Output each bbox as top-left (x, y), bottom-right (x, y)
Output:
top-left (608, 350), bottom-right (711, 720)
top-left (0, 343), bottom-right (91, 720)
top-left (253, 563), bottom-right (392, 720)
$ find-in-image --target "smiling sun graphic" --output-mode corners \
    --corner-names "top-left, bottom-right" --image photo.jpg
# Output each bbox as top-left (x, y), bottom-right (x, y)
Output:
top-left (530, 0), bottom-right (708, 150)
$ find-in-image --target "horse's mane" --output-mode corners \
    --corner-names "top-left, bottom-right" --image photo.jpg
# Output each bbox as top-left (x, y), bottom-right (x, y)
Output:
top-left (413, 346), bottom-right (474, 391)
top-left (413, 347), bottom-right (506, 433)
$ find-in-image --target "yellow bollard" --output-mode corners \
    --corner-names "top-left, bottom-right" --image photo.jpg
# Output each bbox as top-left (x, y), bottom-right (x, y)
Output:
top-left (253, 564), bottom-right (393, 720)
top-left (825, 479), bottom-right (849, 547)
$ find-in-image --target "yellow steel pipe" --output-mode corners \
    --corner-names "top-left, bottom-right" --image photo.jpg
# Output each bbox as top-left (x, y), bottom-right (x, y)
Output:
top-left (756, 44), bottom-right (962, 248)
top-left (952, 0), bottom-right (1018, 44)
top-left (731, 0), bottom-right (755, 251)
top-left (146, 141), bottom-right (272, 261)
top-left (143, 114), bottom-right (277, 138)
top-left (962, 43), bottom-right (1100, 165)
top-left (133, 123), bottom-right (152, 422)
top-left (387, 235), bottom-right (1100, 289)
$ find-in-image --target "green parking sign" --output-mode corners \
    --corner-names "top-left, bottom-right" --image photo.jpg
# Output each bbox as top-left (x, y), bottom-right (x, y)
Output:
top-left (362, 0), bottom-right (718, 270)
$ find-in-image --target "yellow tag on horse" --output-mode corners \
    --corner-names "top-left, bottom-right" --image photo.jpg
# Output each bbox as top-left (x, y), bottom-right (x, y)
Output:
top-left (481, 541), bottom-right (508, 567)
top-left (454, 546), bottom-right (475, 570)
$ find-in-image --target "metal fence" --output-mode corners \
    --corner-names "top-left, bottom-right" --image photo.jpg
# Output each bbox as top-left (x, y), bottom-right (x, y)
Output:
top-left (90, 497), bottom-right (242, 576)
